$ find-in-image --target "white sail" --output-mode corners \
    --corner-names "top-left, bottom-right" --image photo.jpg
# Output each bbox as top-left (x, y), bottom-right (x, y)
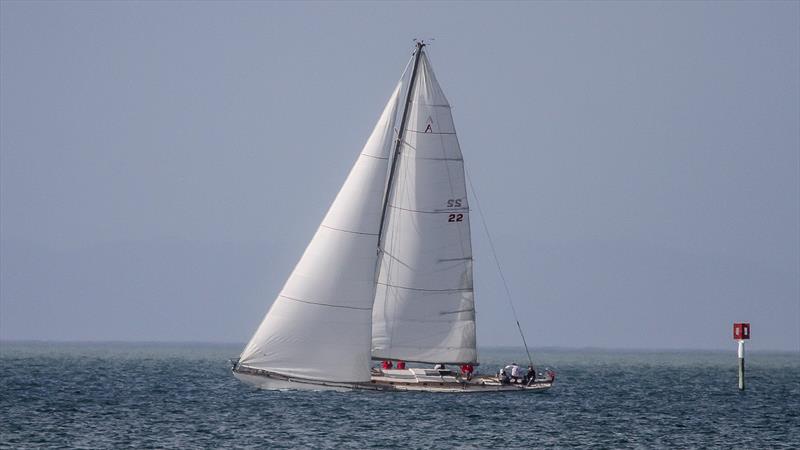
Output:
top-left (371, 51), bottom-right (477, 364)
top-left (239, 79), bottom-right (404, 382)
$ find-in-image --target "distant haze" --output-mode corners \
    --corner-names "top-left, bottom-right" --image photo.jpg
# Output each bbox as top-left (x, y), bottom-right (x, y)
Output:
top-left (1, 2), bottom-right (798, 351)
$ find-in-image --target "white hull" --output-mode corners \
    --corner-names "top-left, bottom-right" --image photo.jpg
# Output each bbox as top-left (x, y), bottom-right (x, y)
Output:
top-left (233, 368), bottom-right (368, 392)
top-left (234, 366), bottom-right (554, 393)
top-left (233, 371), bottom-right (353, 392)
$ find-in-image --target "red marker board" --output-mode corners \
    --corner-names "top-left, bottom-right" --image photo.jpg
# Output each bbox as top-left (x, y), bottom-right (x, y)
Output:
top-left (733, 323), bottom-right (750, 340)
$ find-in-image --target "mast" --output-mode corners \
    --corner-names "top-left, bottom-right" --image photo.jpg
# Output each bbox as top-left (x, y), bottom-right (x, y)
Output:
top-left (376, 41), bottom-right (425, 250)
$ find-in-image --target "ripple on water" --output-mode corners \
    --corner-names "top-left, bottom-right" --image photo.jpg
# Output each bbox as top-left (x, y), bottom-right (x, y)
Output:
top-left (1, 343), bottom-right (798, 448)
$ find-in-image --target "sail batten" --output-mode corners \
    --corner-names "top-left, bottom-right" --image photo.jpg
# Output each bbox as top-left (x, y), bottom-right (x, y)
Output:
top-left (387, 205), bottom-right (469, 214)
top-left (376, 282), bottom-right (473, 293)
top-left (319, 224), bottom-right (379, 236)
top-left (278, 294), bottom-right (374, 311)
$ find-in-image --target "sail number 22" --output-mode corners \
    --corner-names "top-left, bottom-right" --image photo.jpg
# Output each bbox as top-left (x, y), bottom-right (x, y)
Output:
top-left (446, 199), bottom-right (464, 222)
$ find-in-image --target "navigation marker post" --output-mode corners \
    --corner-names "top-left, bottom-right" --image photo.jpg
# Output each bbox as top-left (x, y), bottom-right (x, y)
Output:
top-left (733, 322), bottom-right (750, 391)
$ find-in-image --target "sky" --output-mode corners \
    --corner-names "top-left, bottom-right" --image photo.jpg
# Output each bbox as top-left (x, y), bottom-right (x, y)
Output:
top-left (1, 1), bottom-right (798, 351)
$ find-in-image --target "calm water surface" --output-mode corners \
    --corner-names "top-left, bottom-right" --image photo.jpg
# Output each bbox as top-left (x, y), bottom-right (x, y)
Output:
top-left (1, 343), bottom-right (798, 448)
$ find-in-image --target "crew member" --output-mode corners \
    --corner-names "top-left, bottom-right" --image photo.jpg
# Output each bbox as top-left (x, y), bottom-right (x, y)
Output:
top-left (460, 363), bottom-right (474, 380)
top-left (525, 365), bottom-right (536, 383)
top-left (509, 362), bottom-right (521, 383)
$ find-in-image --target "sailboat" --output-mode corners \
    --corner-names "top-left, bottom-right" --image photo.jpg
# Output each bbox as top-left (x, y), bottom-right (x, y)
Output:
top-left (233, 42), bottom-right (555, 392)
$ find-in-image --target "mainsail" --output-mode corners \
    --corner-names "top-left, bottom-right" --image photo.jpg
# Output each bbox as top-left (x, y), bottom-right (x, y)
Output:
top-left (239, 78), bottom-right (405, 382)
top-left (371, 51), bottom-right (477, 365)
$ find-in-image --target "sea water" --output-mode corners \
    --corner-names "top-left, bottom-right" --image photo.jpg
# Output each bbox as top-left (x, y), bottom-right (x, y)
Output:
top-left (1, 342), bottom-right (798, 448)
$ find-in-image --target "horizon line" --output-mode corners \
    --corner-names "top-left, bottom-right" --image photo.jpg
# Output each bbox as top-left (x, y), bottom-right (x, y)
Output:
top-left (1, 339), bottom-right (797, 353)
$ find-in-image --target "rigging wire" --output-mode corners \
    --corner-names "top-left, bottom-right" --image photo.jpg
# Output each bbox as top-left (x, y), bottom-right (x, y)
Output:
top-left (465, 167), bottom-right (535, 369)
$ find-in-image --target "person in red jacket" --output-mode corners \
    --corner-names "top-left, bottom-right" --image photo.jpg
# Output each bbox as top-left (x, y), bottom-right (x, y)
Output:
top-left (381, 360), bottom-right (393, 370)
top-left (396, 360), bottom-right (406, 370)
top-left (460, 363), bottom-right (474, 380)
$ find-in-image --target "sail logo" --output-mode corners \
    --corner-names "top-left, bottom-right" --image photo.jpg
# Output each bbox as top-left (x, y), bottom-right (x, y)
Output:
top-left (424, 116), bottom-right (434, 133)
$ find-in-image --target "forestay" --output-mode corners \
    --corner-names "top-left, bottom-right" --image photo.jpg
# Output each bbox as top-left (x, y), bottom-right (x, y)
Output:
top-left (239, 77), bottom-right (405, 382)
top-left (371, 51), bottom-right (477, 365)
